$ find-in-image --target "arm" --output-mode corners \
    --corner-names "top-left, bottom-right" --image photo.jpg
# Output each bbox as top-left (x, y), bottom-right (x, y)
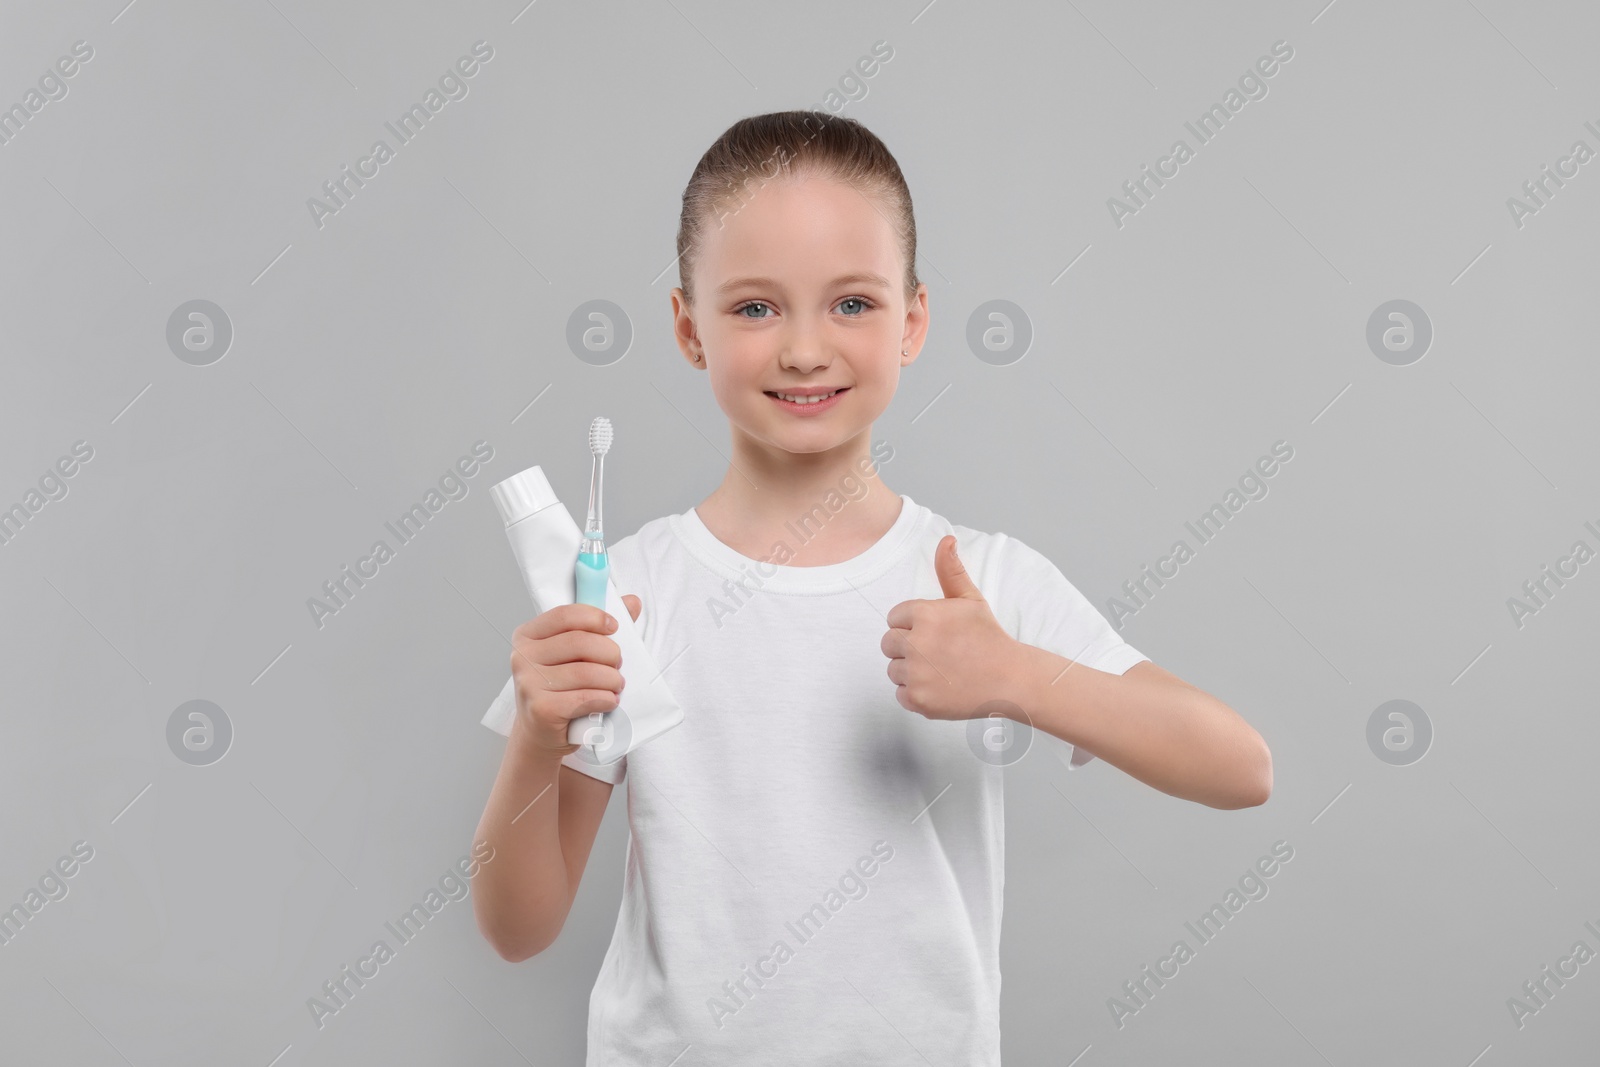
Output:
top-left (470, 595), bottom-right (638, 961)
top-left (1014, 654), bottom-right (1272, 809)
top-left (883, 535), bottom-right (1271, 811)
top-left (471, 717), bottom-right (614, 961)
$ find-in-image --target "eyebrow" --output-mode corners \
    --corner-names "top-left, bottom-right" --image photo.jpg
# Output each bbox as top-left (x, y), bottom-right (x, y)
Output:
top-left (715, 272), bottom-right (893, 295)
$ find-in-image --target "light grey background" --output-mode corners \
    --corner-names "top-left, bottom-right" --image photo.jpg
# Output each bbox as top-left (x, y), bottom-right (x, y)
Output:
top-left (2, 0), bottom-right (1596, 1063)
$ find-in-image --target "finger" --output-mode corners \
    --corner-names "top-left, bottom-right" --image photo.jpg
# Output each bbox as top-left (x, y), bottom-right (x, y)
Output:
top-left (885, 599), bottom-right (917, 630)
top-left (936, 535), bottom-right (984, 601)
top-left (880, 627), bottom-right (909, 659)
top-left (535, 629), bottom-right (623, 669)
top-left (515, 603), bottom-right (617, 642)
top-left (622, 593), bottom-right (642, 622)
top-left (529, 661), bottom-right (625, 696)
top-left (886, 658), bottom-right (908, 686)
top-left (562, 689), bottom-right (622, 720)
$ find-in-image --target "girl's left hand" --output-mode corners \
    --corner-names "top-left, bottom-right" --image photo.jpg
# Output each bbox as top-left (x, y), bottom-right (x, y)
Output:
top-left (881, 535), bottom-right (1050, 721)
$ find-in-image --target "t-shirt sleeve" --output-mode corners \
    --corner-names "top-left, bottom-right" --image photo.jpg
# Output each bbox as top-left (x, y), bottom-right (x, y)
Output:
top-left (478, 675), bottom-right (628, 785)
top-left (997, 534), bottom-right (1150, 769)
top-left (562, 747), bottom-right (627, 784)
top-left (481, 675), bottom-right (517, 735)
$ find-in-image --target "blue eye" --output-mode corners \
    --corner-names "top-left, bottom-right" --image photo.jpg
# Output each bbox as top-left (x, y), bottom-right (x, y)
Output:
top-left (837, 297), bottom-right (871, 315)
top-left (737, 302), bottom-right (771, 319)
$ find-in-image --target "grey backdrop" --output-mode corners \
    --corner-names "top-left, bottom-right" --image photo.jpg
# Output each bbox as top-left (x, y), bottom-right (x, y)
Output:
top-left (2, 0), bottom-right (1596, 1064)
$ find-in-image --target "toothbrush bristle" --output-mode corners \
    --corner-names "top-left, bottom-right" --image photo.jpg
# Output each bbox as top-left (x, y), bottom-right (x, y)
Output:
top-left (589, 416), bottom-right (613, 456)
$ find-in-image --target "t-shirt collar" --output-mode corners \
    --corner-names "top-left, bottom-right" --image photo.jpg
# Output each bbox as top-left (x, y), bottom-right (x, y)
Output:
top-left (670, 493), bottom-right (926, 595)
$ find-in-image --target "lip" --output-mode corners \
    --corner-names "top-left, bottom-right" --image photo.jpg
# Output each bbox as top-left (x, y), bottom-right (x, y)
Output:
top-left (766, 386), bottom-right (849, 415)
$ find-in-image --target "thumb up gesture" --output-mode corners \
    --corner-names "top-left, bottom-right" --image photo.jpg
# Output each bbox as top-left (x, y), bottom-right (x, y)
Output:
top-left (881, 535), bottom-right (1039, 720)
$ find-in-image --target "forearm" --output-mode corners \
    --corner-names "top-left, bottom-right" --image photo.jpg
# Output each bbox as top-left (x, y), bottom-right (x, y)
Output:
top-left (1014, 649), bottom-right (1271, 809)
top-left (471, 719), bottom-right (575, 960)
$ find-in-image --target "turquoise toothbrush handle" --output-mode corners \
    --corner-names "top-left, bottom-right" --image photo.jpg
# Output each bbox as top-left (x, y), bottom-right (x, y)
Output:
top-left (576, 551), bottom-right (609, 609)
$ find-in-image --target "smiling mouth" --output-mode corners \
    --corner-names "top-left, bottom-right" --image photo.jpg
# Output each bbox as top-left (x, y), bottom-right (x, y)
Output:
top-left (765, 388), bottom-right (848, 404)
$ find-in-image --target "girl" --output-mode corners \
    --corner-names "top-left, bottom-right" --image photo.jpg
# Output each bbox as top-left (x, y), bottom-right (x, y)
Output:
top-left (472, 111), bottom-right (1271, 1065)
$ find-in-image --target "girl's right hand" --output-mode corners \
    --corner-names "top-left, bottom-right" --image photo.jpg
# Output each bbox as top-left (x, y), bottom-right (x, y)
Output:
top-left (510, 595), bottom-right (642, 760)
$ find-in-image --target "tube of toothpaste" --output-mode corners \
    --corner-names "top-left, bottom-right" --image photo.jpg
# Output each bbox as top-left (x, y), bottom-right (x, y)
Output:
top-left (478, 465), bottom-right (683, 763)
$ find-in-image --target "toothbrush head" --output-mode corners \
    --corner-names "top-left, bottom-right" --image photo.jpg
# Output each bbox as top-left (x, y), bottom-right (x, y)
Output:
top-left (589, 416), bottom-right (613, 457)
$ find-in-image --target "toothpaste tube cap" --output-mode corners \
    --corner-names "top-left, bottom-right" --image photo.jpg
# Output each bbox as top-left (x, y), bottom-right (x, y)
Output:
top-left (491, 466), bottom-right (560, 527)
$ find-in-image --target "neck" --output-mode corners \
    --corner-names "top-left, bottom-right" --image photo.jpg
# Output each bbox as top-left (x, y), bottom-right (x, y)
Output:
top-left (695, 428), bottom-right (899, 566)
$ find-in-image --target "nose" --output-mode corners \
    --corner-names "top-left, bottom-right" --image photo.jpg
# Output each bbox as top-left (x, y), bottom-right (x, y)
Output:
top-left (778, 316), bottom-right (831, 375)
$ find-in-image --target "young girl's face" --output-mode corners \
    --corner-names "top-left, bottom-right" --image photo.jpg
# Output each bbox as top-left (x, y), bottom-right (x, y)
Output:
top-left (673, 171), bottom-right (928, 458)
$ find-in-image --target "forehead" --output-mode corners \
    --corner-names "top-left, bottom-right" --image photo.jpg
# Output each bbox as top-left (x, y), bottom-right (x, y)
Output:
top-left (695, 173), bottom-right (901, 286)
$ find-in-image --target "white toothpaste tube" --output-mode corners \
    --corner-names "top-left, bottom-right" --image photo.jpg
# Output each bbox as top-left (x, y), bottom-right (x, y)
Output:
top-left (478, 465), bottom-right (683, 763)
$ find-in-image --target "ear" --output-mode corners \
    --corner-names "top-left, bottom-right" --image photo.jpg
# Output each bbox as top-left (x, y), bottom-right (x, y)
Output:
top-left (899, 282), bottom-right (930, 366)
top-left (670, 287), bottom-right (705, 368)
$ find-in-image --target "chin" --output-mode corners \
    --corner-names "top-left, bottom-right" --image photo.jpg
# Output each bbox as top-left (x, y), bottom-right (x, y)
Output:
top-left (753, 425), bottom-right (854, 453)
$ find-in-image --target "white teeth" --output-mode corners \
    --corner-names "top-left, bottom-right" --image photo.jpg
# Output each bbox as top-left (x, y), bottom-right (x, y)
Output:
top-left (775, 390), bottom-right (838, 404)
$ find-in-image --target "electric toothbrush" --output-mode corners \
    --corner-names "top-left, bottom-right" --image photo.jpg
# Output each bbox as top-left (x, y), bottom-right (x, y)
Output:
top-left (573, 416), bottom-right (616, 756)
top-left (577, 416), bottom-right (611, 608)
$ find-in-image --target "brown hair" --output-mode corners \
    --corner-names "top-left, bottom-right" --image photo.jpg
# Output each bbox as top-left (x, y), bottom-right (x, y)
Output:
top-left (675, 110), bottom-right (920, 306)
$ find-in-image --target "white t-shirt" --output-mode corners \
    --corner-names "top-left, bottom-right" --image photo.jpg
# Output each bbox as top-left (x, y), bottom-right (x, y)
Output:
top-left (481, 495), bottom-right (1148, 1064)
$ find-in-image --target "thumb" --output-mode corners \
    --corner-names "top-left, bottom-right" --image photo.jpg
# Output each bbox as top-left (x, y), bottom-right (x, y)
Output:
top-left (622, 593), bottom-right (642, 622)
top-left (935, 535), bottom-right (984, 600)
